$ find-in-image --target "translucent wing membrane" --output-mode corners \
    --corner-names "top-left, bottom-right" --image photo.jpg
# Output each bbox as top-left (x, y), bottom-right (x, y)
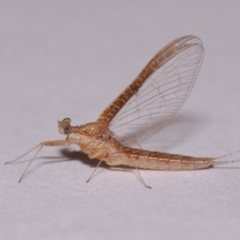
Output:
top-left (98, 36), bottom-right (204, 146)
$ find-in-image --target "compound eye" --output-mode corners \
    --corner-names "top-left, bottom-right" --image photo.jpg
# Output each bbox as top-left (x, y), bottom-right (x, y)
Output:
top-left (63, 127), bottom-right (71, 134)
top-left (62, 118), bottom-right (71, 123)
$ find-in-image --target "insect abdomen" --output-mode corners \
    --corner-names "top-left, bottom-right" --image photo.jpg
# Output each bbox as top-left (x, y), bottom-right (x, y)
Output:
top-left (118, 148), bottom-right (213, 170)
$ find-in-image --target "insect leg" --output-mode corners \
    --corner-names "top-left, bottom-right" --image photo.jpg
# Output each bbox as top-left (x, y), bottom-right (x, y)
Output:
top-left (130, 159), bottom-right (151, 189)
top-left (18, 144), bottom-right (43, 183)
top-left (5, 140), bottom-right (71, 182)
top-left (5, 144), bottom-right (42, 165)
top-left (86, 160), bottom-right (103, 183)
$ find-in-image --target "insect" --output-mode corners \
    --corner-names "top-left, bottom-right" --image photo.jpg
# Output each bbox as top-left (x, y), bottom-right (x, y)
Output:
top-left (5, 35), bottom-right (238, 188)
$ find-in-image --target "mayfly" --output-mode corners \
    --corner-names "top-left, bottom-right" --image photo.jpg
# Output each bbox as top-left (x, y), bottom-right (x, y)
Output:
top-left (5, 35), bottom-right (238, 188)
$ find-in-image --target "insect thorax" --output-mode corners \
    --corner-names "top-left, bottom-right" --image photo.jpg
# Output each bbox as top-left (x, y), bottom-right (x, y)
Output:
top-left (68, 127), bottom-right (120, 160)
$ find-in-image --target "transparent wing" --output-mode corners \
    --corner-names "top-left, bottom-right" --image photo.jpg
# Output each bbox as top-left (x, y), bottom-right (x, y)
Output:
top-left (107, 36), bottom-right (204, 146)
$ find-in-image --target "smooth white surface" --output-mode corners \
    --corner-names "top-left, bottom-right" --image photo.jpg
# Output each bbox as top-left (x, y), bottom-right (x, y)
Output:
top-left (1, 1), bottom-right (240, 240)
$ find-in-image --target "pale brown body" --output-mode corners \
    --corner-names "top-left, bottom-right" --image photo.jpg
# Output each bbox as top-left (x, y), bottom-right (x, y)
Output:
top-left (7, 35), bottom-right (221, 186)
top-left (64, 121), bottom-right (213, 171)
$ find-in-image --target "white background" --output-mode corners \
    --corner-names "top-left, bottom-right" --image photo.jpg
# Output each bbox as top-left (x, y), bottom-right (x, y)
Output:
top-left (1, 1), bottom-right (240, 239)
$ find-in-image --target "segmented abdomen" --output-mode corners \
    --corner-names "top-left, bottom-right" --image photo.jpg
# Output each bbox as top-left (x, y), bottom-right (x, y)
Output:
top-left (109, 147), bottom-right (213, 170)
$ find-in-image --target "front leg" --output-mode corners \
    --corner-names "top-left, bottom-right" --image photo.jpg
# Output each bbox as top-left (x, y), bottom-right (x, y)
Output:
top-left (5, 140), bottom-right (72, 182)
top-left (40, 140), bottom-right (71, 147)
